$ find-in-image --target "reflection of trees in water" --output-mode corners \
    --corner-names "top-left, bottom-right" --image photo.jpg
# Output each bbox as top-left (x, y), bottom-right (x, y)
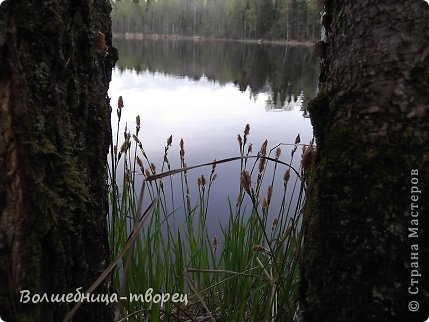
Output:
top-left (266, 92), bottom-right (303, 112)
top-left (114, 38), bottom-right (319, 112)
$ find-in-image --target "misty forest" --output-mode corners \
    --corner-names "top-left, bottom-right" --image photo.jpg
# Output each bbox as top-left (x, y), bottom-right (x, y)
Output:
top-left (0, 1), bottom-right (427, 322)
top-left (111, 0), bottom-right (320, 41)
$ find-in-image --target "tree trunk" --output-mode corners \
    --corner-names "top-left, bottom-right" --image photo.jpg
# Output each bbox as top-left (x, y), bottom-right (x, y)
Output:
top-left (302, 1), bottom-right (428, 321)
top-left (0, 1), bottom-right (118, 321)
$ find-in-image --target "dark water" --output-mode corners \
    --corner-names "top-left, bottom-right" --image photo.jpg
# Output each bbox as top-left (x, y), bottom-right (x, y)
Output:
top-left (114, 37), bottom-right (319, 112)
top-left (109, 38), bottom-right (319, 233)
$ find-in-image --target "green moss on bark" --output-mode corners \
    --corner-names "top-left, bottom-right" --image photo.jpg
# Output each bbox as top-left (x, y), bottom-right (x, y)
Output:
top-left (301, 1), bottom-right (429, 321)
top-left (0, 1), bottom-right (117, 321)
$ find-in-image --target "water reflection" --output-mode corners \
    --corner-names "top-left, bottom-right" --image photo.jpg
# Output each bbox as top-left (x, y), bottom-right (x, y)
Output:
top-left (114, 38), bottom-right (319, 112)
top-left (109, 38), bottom-right (318, 235)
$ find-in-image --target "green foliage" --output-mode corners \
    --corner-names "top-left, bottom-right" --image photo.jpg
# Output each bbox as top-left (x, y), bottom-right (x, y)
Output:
top-left (111, 0), bottom-right (321, 41)
top-left (108, 98), bottom-right (312, 321)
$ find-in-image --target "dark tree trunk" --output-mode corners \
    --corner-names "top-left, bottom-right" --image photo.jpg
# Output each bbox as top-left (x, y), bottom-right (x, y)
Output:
top-left (302, 1), bottom-right (428, 321)
top-left (0, 1), bottom-right (118, 321)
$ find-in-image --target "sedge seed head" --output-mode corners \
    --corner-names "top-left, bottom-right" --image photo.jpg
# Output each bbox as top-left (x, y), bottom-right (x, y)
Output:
top-left (237, 134), bottom-right (243, 147)
top-left (136, 156), bottom-right (143, 168)
top-left (267, 185), bottom-right (273, 200)
top-left (244, 124), bottom-right (250, 136)
top-left (252, 245), bottom-right (264, 252)
top-left (262, 197), bottom-right (268, 209)
top-left (272, 218), bottom-right (279, 231)
top-left (284, 224), bottom-right (293, 237)
top-left (132, 134), bottom-right (139, 143)
top-left (150, 163), bottom-right (156, 174)
top-left (179, 138), bottom-right (185, 157)
top-left (120, 141), bottom-right (127, 153)
top-left (136, 115), bottom-right (140, 127)
top-left (213, 235), bottom-right (218, 249)
top-left (240, 171), bottom-right (251, 191)
top-left (301, 145), bottom-right (315, 171)
top-left (260, 139), bottom-right (268, 156)
top-left (283, 169), bottom-right (291, 185)
top-left (124, 170), bottom-right (131, 184)
top-left (118, 96), bottom-right (124, 110)
top-left (258, 157), bottom-right (266, 173)
top-left (295, 134), bottom-right (301, 145)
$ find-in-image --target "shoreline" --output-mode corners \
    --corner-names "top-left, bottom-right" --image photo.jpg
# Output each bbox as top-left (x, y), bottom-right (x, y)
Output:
top-left (113, 32), bottom-right (315, 47)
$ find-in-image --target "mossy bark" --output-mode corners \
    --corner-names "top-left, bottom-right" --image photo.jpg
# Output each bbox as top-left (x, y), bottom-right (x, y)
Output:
top-left (302, 1), bottom-right (428, 321)
top-left (0, 1), bottom-right (118, 321)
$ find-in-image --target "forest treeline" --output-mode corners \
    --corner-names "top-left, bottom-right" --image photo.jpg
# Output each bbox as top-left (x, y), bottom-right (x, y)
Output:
top-left (111, 0), bottom-right (321, 41)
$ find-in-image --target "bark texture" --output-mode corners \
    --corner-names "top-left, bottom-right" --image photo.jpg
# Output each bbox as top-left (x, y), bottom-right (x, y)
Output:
top-left (302, 1), bottom-right (428, 321)
top-left (0, 1), bottom-right (117, 321)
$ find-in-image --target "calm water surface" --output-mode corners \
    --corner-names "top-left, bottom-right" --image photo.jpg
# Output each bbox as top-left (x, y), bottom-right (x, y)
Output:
top-left (108, 38), bottom-right (319, 232)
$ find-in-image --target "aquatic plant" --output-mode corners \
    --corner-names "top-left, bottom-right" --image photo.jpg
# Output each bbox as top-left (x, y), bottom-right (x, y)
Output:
top-left (107, 96), bottom-right (313, 322)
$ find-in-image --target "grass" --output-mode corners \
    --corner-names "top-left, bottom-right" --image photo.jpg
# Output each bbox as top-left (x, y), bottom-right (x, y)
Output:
top-left (106, 96), bottom-right (312, 322)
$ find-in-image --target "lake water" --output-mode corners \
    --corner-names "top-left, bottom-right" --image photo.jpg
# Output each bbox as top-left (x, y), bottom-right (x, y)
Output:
top-left (108, 38), bottom-right (319, 234)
